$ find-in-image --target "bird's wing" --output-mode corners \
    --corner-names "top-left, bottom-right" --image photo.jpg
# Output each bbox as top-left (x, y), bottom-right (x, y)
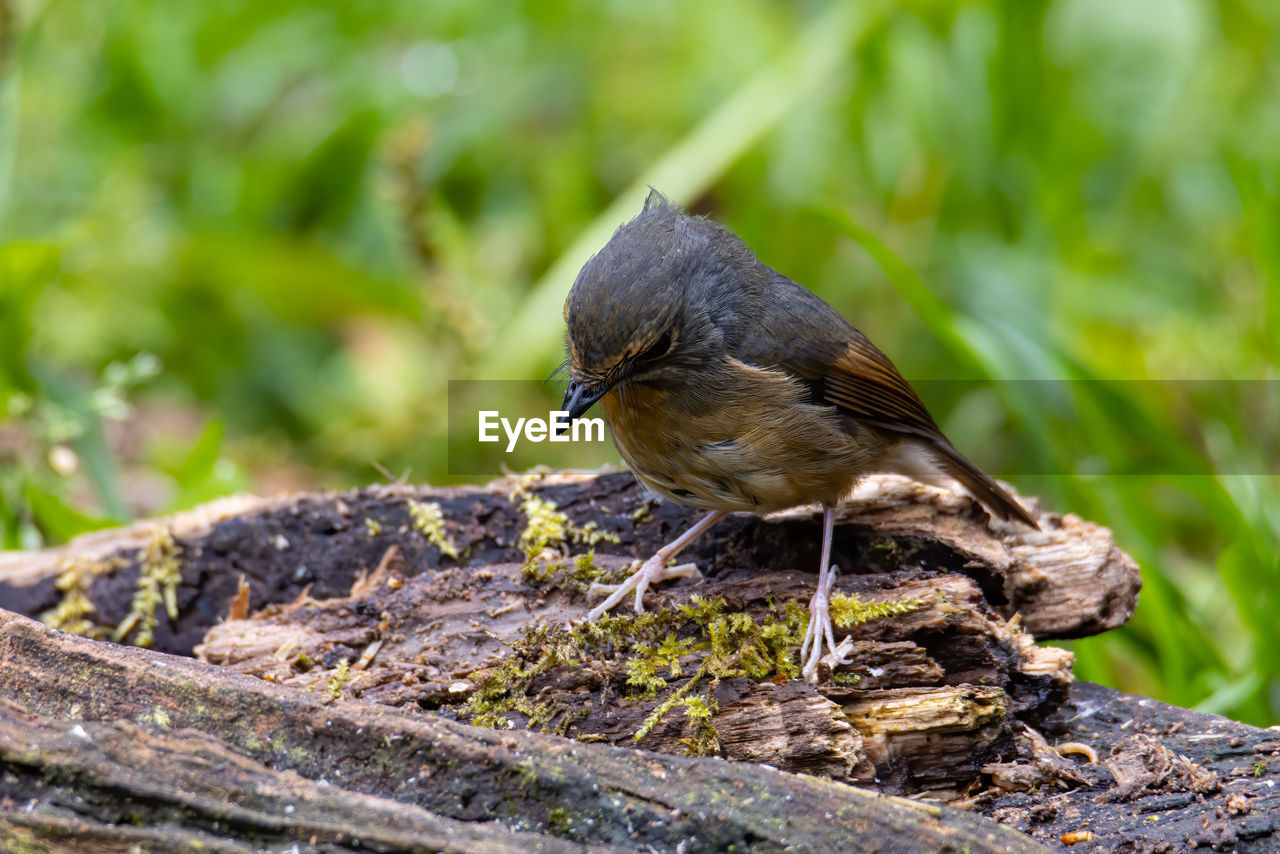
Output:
top-left (733, 273), bottom-right (1039, 527)
top-left (735, 275), bottom-right (944, 441)
top-left (780, 333), bottom-right (944, 439)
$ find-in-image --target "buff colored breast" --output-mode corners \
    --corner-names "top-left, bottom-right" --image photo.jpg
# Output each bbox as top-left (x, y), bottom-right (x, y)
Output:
top-left (600, 358), bottom-right (886, 513)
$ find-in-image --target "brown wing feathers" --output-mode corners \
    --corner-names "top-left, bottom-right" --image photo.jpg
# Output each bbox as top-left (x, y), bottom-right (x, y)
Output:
top-left (783, 335), bottom-right (940, 436)
top-left (784, 337), bottom-right (1038, 528)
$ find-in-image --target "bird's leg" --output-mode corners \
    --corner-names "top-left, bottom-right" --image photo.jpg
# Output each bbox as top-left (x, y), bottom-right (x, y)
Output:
top-left (799, 506), bottom-right (844, 683)
top-left (586, 510), bottom-right (725, 622)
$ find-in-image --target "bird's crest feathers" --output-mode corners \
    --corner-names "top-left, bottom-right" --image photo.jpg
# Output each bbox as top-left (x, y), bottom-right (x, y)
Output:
top-left (642, 186), bottom-right (674, 214)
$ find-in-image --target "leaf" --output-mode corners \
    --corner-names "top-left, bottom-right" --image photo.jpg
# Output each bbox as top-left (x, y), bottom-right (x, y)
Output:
top-left (24, 486), bottom-right (115, 544)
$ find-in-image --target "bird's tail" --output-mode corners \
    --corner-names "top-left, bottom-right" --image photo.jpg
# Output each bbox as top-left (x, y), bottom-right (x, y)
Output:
top-left (931, 441), bottom-right (1039, 528)
top-left (884, 439), bottom-right (1039, 528)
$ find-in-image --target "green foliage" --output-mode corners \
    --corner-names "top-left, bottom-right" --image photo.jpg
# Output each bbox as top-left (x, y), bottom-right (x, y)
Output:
top-left (0, 1), bottom-right (1277, 723)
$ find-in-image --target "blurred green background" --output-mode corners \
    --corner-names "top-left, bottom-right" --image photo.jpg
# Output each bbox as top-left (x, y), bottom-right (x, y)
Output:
top-left (1, 1), bottom-right (1277, 723)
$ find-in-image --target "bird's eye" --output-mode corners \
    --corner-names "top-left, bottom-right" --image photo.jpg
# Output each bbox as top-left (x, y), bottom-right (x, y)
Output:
top-left (637, 331), bottom-right (671, 362)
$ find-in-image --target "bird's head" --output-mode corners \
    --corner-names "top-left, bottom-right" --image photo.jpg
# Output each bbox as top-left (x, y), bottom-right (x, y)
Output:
top-left (560, 190), bottom-right (758, 420)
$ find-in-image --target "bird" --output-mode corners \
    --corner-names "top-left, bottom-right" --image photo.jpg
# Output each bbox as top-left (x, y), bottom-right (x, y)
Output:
top-left (560, 190), bottom-right (1038, 682)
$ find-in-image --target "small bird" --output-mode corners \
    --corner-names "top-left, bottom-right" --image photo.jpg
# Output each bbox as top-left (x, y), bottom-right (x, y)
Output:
top-left (561, 190), bottom-right (1037, 682)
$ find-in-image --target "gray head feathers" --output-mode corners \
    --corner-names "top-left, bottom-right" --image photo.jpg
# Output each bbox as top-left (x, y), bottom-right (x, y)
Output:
top-left (564, 190), bottom-right (762, 372)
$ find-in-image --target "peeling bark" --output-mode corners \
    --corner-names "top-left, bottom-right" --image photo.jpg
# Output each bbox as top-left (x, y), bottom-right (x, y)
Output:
top-left (0, 473), bottom-right (1272, 851)
top-left (0, 609), bottom-right (1046, 854)
top-left (0, 473), bottom-right (1135, 801)
top-left (0, 472), bottom-right (1139, 654)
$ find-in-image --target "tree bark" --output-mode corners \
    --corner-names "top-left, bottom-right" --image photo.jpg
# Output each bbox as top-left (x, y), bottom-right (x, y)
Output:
top-left (0, 470), bottom-right (1222, 852)
top-left (0, 608), bottom-right (1046, 853)
top-left (0, 472), bottom-right (1139, 654)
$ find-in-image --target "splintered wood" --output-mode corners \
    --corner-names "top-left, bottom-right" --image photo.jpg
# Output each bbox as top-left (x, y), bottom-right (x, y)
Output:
top-left (169, 472), bottom-right (1135, 798)
top-left (0, 472), bottom-right (1139, 796)
top-left (9, 473), bottom-right (1280, 853)
top-left (0, 610), bottom-right (1050, 854)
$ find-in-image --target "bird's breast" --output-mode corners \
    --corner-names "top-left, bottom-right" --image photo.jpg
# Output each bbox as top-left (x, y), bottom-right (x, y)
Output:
top-left (600, 360), bottom-right (883, 513)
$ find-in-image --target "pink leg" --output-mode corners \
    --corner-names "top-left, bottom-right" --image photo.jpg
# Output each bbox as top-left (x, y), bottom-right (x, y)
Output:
top-left (799, 507), bottom-right (845, 682)
top-left (586, 510), bottom-right (726, 621)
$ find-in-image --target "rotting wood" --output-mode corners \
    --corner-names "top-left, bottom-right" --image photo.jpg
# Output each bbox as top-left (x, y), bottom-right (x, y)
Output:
top-left (0, 697), bottom-right (580, 854)
top-left (0, 472), bottom-right (1139, 656)
top-left (0, 472), bottom-right (1129, 799)
top-left (3, 609), bottom-right (1277, 852)
top-left (0, 609), bottom-right (1048, 854)
top-left (0, 473), bottom-right (1274, 850)
top-left (191, 556), bottom-right (1072, 795)
top-left (981, 681), bottom-right (1280, 851)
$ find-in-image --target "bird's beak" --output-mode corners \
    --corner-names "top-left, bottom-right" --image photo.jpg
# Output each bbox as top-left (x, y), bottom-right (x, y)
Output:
top-left (560, 379), bottom-right (609, 428)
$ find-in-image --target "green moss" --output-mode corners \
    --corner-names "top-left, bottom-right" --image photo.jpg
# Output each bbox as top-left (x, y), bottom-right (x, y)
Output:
top-left (625, 632), bottom-right (697, 695)
top-left (459, 590), bottom-right (920, 755)
top-left (625, 597), bottom-right (816, 754)
top-left (569, 551), bottom-right (606, 583)
top-left (829, 591), bottom-right (922, 628)
top-left (461, 596), bottom-right (800, 753)
top-left (137, 706), bottom-right (172, 728)
top-left (520, 558), bottom-right (563, 585)
top-left (523, 548), bottom-right (618, 592)
top-left (364, 518), bottom-right (383, 536)
top-left (573, 520), bottom-right (620, 547)
top-left (629, 499), bottom-right (655, 524)
top-left (633, 657), bottom-right (712, 742)
top-left (509, 475), bottom-right (620, 576)
top-left (461, 622), bottom-right (591, 730)
top-left (41, 554), bottom-right (122, 638)
top-left (328, 658), bottom-right (351, 699)
top-left (546, 806), bottom-right (572, 836)
top-left (516, 492), bottom-right (572, 560)
top-left (114, 525), bottom-right (182, 647)
top-left (407, 499), bottom-right (460, 558)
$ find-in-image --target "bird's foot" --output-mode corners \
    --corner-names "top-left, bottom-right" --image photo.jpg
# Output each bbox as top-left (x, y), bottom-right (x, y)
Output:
top-left (799, 565), bottom-right (854, 683)
top-left (585, 556), bottom-right (701, 621)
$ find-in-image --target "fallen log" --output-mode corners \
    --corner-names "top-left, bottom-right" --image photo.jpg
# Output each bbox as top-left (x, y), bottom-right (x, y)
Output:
top-left (0, 471), bottom-right (1139, 654)
top-left (0, 608), bottom-right (1046, 853)
top-left (193, 552), bottom-right (1071, 796)
top-left (983, 680), bottom-right (1280, 851)
top-left (0, 472), bottom-right (1132, 798)
top-left (3, 470), bottom-right (1225, 851)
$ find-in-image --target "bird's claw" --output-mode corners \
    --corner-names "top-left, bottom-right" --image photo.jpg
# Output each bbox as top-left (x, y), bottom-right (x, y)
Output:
top-left (585, 557), bottom-right (701, 621)
top-left (822, 636), bottom-right (857, 671)
top-left (799, 564), bottom-right (845, 683)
